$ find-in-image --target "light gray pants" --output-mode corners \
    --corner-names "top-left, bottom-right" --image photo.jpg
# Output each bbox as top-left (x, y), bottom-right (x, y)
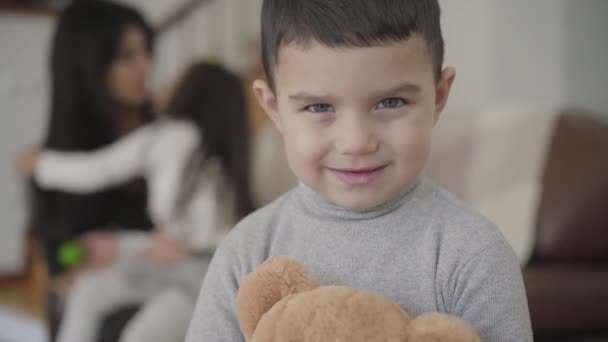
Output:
top-left (57, 256), bottom-right (209, 342)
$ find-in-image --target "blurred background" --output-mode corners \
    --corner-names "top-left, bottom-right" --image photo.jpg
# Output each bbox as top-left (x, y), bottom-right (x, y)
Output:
top-left (0, 0), bottom-right (607, 341)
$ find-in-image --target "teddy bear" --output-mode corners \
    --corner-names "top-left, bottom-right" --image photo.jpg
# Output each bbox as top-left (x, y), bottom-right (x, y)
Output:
top-left (236, 256), bottom-right (481, 342)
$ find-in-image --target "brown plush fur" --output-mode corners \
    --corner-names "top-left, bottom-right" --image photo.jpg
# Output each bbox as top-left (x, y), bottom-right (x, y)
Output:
top-left (237, 257), bottom-right (482, 342)
top-left (236, 257), bottom-right (318, 339)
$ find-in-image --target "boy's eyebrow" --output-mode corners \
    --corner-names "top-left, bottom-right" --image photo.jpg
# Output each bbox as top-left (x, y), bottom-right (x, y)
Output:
top-left (288, 82), bottom-right (421, 102)
top-left (288, 92), bottom-right (331, 102)
top-left (380, 82), bottom-right (422, 96)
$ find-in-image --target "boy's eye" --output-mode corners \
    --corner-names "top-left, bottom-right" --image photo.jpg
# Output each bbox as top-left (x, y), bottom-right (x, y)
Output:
top-left (376, 98), bottom-right (407, 109)
top-left (306, 104), bottom-right (334, 113)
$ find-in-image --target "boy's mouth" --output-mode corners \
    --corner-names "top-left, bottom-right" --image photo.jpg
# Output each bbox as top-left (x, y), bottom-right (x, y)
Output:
top-left (327, 165), bottom-right (388, 186)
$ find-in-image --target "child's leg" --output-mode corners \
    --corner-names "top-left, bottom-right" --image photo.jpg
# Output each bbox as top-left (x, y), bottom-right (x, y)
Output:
top-left (120, 287), bottom-right (194, 342)
top-left (56, 269), bottom-right (148, 342)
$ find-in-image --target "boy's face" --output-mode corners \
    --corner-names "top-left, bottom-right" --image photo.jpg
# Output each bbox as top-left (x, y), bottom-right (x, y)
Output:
top-left (254, 36), bottom-right (455, 210)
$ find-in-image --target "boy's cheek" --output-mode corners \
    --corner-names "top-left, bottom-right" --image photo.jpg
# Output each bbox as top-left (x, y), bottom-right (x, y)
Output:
top-left (406, 104), bottom-right (436, 126)
top-left (285, 118), bottom-right (326, 144)
top-left (394, 134), bottom-right (432, 168)
top-left (387, 111), bottom-right (431, 138)
top-left (285, 130), bottom-right (329, 165)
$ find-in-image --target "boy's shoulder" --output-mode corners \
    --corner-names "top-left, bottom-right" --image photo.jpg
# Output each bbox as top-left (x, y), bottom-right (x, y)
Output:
top-left (416, 181), bottom-right (508, 252)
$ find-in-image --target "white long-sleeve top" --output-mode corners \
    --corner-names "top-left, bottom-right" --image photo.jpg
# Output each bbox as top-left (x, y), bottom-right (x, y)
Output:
top-left (35, 119), bottom-right (236, 253)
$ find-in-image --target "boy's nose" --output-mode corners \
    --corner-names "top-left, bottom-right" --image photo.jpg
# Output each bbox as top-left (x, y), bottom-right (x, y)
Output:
top-left (334, 115), bottom-right (379, 156)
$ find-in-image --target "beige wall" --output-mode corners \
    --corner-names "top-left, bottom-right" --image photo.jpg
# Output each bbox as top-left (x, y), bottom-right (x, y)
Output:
top-left (0, 13), bottom-right (53, 273)
top-left (439, 0), bottom-right (567, 112)
top-left (122, 0), bottom-right (263, 88)
top-left (564, 0), bottom-right (608, 118)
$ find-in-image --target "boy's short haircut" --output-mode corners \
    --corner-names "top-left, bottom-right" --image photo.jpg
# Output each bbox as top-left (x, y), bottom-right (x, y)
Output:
top-left (261, 0), bottom-right (444, 89)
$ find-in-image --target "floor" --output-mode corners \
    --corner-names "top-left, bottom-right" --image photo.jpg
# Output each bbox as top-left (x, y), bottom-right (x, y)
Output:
top-left (0, 237), bottom-right (49, 341)
top-left (0, 237), bottom-right (48, 321)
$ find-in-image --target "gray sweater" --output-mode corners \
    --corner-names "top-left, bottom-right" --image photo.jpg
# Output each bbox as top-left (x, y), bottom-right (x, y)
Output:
top-left (186, 180), bottom-right (533, 341)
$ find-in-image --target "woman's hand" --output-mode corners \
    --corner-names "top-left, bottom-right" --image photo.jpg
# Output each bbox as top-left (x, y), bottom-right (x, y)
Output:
top-left (141, 229), bottom-right (188, 266)
top-left (15, 146), bottom-right (41, 178)
top-left (80, 231), bottom-right (119, 269)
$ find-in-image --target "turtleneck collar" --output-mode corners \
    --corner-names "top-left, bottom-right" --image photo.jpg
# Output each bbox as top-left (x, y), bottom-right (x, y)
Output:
top-left (295, 178), bottom-right (423, 221)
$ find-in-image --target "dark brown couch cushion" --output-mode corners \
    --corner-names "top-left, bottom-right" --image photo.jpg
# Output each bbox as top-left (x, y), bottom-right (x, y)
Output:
top-left (534, 112), bottom-right (608, 263)
top-left (524, 265), bottom-right (608, 335)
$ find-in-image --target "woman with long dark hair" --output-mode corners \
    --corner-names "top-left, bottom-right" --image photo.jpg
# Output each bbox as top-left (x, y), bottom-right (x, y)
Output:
top-left (23, 62), bottom-right (253, 342)
top-left (29, 0), bottom-right (156, 276)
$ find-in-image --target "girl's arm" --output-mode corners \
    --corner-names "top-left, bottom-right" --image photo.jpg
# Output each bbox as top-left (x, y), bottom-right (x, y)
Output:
top-left (35, 124), bottom-right (156, 193)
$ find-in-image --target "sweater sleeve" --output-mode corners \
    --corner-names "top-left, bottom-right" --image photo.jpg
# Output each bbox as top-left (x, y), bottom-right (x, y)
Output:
top-left (34, 124), bottom-right (154, 194)
top-left (449, 240), bottom-right (533, 342)
top-left (185, 240), bottom-right (246, 342)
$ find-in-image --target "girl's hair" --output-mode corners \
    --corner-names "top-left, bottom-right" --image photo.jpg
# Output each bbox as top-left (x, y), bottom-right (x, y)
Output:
top-left (30, 1), bottom-right (155, 272)
top-left (168, 63), bottom-right (254, 219)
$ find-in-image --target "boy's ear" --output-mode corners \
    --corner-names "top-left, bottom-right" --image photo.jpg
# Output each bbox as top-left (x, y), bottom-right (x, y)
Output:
top-left (433, 67), bottom-right (456, 125)
top-left (253, 79), bottom-right (283, 133)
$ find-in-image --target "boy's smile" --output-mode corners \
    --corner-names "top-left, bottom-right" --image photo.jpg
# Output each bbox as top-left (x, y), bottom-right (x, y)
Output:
top-left (327, 164), bottom-right (388, 186)
top-left (255, 36), bottom-right (455, 210)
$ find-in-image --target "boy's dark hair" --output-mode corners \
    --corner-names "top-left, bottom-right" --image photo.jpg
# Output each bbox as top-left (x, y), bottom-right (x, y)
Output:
top-left (261, 0), bottom-right (444, 89)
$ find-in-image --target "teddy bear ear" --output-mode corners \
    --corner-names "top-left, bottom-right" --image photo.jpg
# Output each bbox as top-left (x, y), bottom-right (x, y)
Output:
top-left (236, 257), bottom-right (317, 341)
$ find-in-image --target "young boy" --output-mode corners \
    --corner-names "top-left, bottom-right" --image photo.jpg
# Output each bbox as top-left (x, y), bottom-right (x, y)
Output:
top-left (186, 1), bottom-right (532, 341)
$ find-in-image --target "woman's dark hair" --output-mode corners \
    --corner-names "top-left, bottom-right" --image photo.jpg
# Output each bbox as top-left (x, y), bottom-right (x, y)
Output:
top-left (168, 63), bottom-right (254, 219)
top-left (31, 0), bottom-right (155, 274)
top-left (47, 0), bottom-right (155, 150)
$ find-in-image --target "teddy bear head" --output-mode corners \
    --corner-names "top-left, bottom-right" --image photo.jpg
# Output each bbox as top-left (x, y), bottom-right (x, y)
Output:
top-left (236, 257), bottom-right (481, 342)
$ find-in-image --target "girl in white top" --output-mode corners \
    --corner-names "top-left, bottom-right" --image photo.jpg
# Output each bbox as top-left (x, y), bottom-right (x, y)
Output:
top-left (28, 63), bottom-right (253, 342)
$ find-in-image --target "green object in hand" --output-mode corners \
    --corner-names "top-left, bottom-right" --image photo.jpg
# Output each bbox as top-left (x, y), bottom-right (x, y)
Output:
top-left (58, 241), bottom-right (85, 268)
